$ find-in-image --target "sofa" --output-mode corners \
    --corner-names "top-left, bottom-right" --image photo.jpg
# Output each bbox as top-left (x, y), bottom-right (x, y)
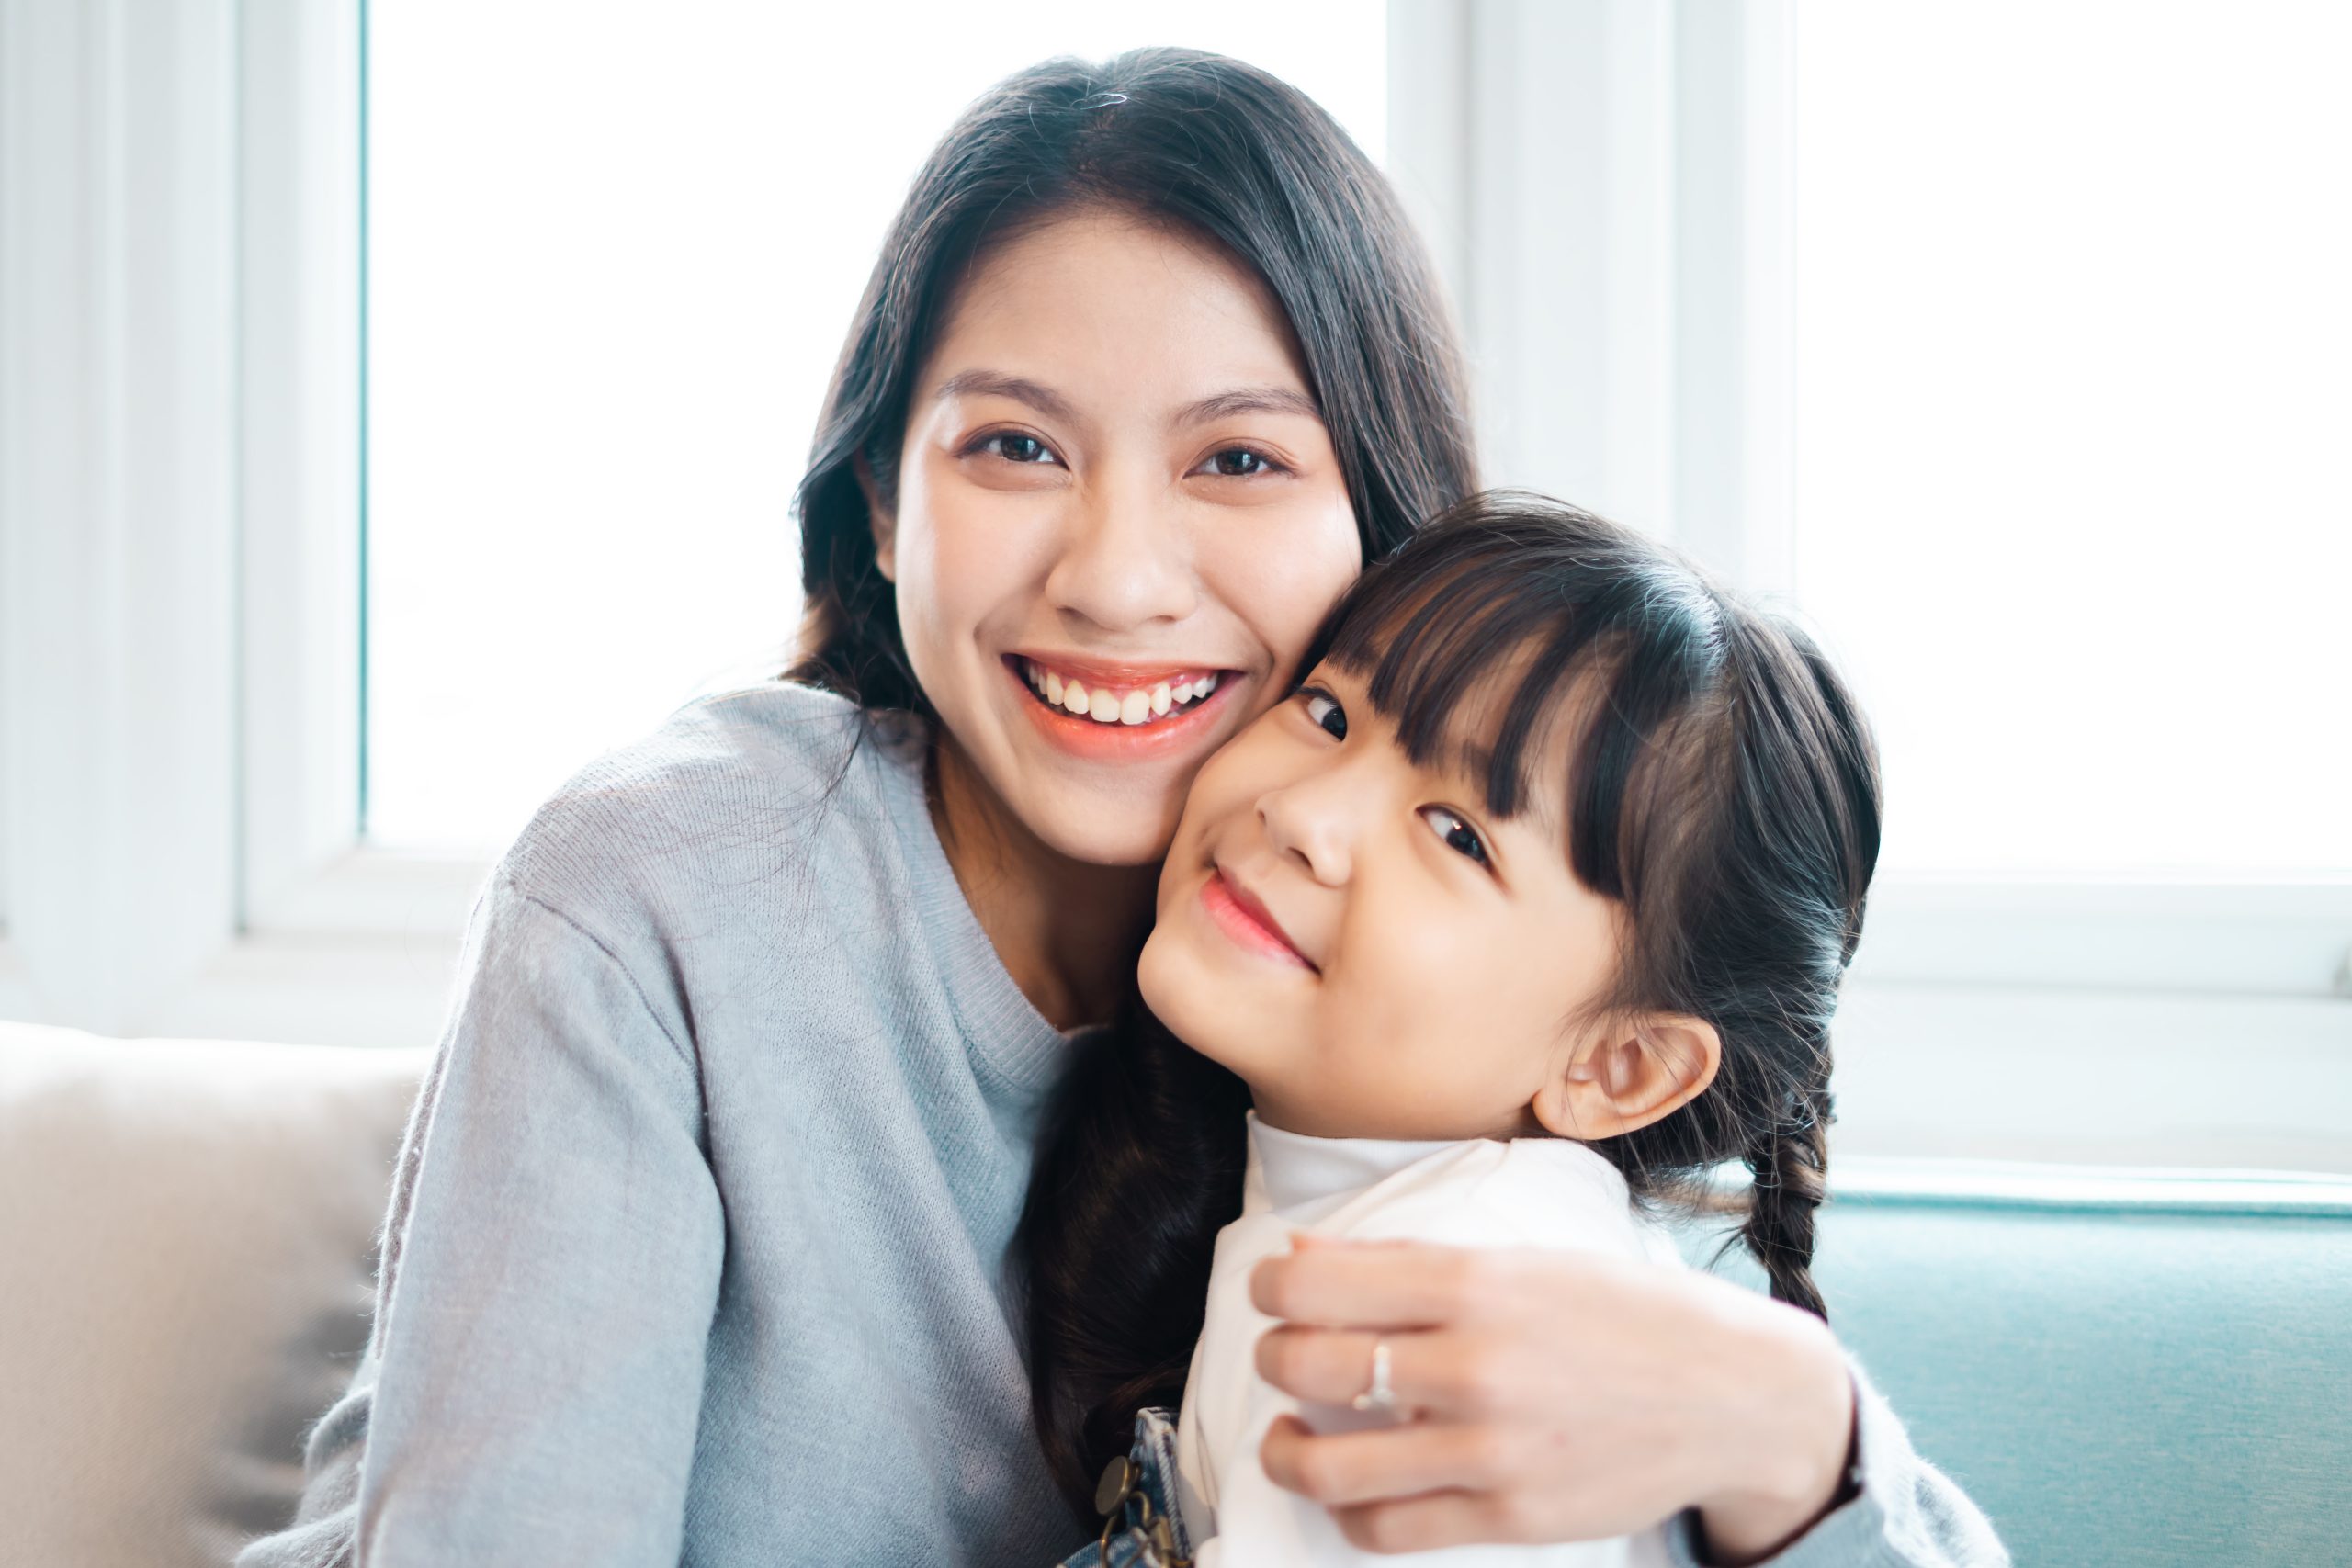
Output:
top-left (2, 1017), bottom-right (2346, 1566)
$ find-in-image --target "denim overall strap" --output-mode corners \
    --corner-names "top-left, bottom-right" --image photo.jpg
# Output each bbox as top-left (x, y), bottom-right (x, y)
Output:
top-left (1055, 1406), bottom-right (1195, 1567)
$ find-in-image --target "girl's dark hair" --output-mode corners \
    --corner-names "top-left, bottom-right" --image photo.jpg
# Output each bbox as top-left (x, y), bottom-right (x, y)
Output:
top-left (787, 48), bottom-right (1477, 714)
top-left (1018, 491), bottom-right (1883, 1522)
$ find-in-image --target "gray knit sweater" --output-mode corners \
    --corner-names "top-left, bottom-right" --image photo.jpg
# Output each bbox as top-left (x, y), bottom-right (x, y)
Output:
top-left (235, 682), bottom-right (2004, 1568)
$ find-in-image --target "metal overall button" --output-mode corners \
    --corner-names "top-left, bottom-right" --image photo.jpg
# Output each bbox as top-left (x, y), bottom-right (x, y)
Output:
top-left (1091, 1449), bottom-right (1190, 1567)
top-left (1094, 1454), bottom-right (1136, 1517)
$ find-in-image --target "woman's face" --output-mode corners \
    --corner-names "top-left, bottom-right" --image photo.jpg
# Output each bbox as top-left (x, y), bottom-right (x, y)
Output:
top-left (875, 206), bottom-right (1361, 867)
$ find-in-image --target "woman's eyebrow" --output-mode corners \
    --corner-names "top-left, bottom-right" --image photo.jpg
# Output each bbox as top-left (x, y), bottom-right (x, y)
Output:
top-left (933, 371), bottom-right (1321, 429)
top-left (932, 368), bottom-right (1077, 423)
top-left (1176, 386), bottom-right (1324, 425)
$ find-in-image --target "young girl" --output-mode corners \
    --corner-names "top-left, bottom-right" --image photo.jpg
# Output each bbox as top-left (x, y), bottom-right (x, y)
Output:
top-left (1025, 492), bottom-right (1902, 1566)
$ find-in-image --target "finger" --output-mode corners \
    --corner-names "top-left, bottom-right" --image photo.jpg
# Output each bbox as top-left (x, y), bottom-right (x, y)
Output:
top-left (1287, 1231), bottom-right (1408, 1250)
top-left (1260, 1414), bottom-right (1516, 1506)
top-left (1250, 1238), bottom-right (1499, 1328)
top-left (1256, 1325), bottom-right (1427, 1412)
top-left (1257, 1325), bottom-right (1515, 1421)
top-left (1329, 1489), bottom-right (1540, 1554)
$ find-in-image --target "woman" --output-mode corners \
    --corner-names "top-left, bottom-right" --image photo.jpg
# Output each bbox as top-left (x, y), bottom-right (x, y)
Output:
top-left (240, 49), bottom-right (2001, 1568)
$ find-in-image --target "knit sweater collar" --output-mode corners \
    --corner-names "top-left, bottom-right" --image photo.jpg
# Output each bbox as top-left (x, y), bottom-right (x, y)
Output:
top-left (869, 710), bottom-right (1089, 1103)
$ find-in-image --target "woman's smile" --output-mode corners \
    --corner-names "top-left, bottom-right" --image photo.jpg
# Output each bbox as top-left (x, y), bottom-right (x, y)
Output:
top-left (1001, 653), bottom-right (1242, 761)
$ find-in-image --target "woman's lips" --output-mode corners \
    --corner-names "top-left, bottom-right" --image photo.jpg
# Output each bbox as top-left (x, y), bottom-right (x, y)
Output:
top-left (1200, 868), bottom-right (1317, 972)
top-left (1005, 655), bottom-right (1239, 761)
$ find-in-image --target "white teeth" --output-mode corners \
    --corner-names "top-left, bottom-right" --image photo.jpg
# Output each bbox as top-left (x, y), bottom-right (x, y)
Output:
top-left (1023, 659), bottom-right (1224, 726)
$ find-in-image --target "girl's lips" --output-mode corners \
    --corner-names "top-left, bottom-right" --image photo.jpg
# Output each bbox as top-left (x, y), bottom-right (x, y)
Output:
top-left (1005, 656), bottom-right (1240, 761)
top-left (1200, 868), bottom-right (1317, 972)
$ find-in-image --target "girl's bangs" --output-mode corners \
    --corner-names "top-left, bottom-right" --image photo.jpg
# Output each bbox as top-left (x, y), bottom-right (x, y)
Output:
top-left (1300, 506), bottom-right (1726, 897)
top-left (1318, 554), bottom-right (1611, 821)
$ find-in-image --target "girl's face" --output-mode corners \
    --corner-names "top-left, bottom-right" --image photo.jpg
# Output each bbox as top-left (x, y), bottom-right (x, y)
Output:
top-left (874, 206), bottom-right (1361, 867)
top-left (1137, 660), bottom-right (1628, 1143)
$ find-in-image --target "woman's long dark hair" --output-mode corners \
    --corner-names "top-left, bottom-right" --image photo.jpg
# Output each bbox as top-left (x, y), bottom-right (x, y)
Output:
top-left (787, 48), bottom-right (1477, 714)
top-left (1019, 492), bottom-right (1883, 1523)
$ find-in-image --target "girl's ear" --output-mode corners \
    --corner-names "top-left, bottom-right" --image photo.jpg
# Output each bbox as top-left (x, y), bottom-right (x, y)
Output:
top-left (855, 453), bottom-right (898, 583)
top-left (1532, 1015), bottom-right (1721, 1140)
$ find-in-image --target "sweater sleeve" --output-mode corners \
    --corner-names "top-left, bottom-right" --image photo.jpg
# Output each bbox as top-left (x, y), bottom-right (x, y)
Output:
top-left (1663, 1355), bottom-right (2010, 1568)
top-left (235, 874), bottom-right (726, 1568)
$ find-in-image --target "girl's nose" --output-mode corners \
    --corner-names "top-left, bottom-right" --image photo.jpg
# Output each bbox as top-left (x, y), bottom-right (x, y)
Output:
top-left (1257, 773), bottom-right (1356, 887)
top-left (1042, 474), bottom-right (1200, 633)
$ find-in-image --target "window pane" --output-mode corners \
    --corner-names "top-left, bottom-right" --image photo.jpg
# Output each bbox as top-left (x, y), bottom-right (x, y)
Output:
top-left (1792, 2), bottom-right (2351, 874)
top-left (368, 2), bottom-right (1387, 853)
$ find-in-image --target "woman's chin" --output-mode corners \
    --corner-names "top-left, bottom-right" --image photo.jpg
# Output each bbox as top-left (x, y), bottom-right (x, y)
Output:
top-left (1059, 825), bottom-right (1177, 870)
top-left (1005, 778), bottom-right (1186, 870)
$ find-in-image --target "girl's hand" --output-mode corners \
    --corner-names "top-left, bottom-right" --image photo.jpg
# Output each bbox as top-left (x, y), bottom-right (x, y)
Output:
top-left (1249, 1235), bottom-right (1858, 1564)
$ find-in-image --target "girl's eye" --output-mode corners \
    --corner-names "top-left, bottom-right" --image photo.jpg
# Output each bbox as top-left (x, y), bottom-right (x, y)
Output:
top-left (1196, 446), bottom-right (1283, 479)
top-left (1301, 688), bottom-right (1348, 740)
top-left (974, 432), bottom-right (1060, 466)
top-left (1418, 806), bottom-right (1490, 867)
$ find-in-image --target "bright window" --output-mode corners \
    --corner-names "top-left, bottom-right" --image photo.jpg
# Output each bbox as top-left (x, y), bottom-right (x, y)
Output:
top-left (367, 2), bottom-right (1388, 852)
top-left (1790, 2), bottom-right (2351, 875)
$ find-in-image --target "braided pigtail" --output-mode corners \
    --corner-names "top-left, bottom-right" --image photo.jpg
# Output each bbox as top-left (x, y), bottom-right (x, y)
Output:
top-left (1740, 1073), bottom-right (1834, 1321)
top-left (1543, 551), bottom-right (1878, 1323)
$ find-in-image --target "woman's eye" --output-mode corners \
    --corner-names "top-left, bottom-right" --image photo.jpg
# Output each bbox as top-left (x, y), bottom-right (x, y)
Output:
top-left (1198, 446), bottom-right (1282, 479)
top-left (975, 432), bottom-right (1058, 466)
top-left (1301, 689), bottom-right (1348, 740)
top-left (1418, 806), bottom-right (1490, 867)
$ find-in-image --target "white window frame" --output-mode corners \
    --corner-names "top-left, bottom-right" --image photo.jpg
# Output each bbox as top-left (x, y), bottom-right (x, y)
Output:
top-left (1385, 0), bottom-right (2352, 1169)
top-left (232, 0), bottom-right (492, 959)
top-left (3, 0), bottom-right (2345, 1164)
top-left (0, 0), bottom-right (479, 1051)
top-left (2, 0), bottom-right (247, 1031)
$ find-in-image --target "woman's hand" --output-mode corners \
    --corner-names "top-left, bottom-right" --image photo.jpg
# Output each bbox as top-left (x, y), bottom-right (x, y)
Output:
top-left (1249, 1235), bottom-right (1857, 1564)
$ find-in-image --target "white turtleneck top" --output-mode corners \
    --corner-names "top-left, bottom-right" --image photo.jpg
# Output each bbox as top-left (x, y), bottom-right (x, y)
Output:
top-left (1171, 1112), bottom-right (1682, 1568)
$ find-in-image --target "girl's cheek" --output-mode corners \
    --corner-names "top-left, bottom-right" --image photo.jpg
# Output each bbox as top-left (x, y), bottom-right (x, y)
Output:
top-left (1370, 897), bottom-right (1476, 1018)
top-left (1186, 746), bottom-right (1267, 840)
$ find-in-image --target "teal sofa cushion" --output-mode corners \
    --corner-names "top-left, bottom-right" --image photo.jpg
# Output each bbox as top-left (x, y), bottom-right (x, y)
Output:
top-left (1709, 1163), bottom-right (2352, 1566)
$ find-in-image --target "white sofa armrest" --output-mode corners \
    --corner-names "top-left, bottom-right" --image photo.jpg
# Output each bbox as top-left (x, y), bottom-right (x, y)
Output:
top-left (0, 1021), bottom-right (428, 1566)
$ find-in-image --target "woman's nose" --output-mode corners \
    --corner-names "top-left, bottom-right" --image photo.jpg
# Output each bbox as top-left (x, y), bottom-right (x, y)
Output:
top-left (1042, 474), bottom-right (1200, 632)
top-left (1257, 773), bottom-right (1356, 887)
